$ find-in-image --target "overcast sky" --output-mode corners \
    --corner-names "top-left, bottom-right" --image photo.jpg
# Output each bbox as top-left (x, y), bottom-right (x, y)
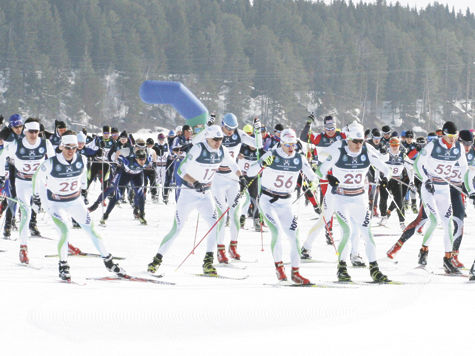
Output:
top-left (323, 1), bottom-right (473, 13)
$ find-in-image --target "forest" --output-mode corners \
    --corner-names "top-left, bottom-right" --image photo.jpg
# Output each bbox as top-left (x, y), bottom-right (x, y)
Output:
top-left (0, 0), bottom-right (474, 132)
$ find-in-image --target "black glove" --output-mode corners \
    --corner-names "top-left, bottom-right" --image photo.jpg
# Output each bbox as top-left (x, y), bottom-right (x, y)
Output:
top-left (327, 174), bottom-right (340, 188)
top-left (380, 176), bottom-right (389, 189)
top-left (32, 194), bottom-right (41, 214)
top-left (307, 113), bottom-right (315, 123)
top-left (424, 179), bottom-right (435, 194)
top-left (380, 146), bottom-right (387, 155)
top-left (95, 148), bottom-right (103, 157)
top-left (239, 176), bottom-right (247, 193)
top-left (470, 194), bottom-right (475, 207)
top-left (100, 140), bottom-right (106, 148)
top-left (0, 176), bottom-right (5, 189)
top-left (0, 115), bottom-right (4, 126)
top-left (207, 113), bottom-right (216, 126)
top-left (193, 181), bottom-right (206, 193)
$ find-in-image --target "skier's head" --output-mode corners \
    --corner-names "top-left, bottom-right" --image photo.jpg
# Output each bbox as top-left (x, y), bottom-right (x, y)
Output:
top-left (60, 130), bottom-right (79, 160)
top-left (389, 136), bottom-right (400, 150)
top-left (323, 115), bottom-right (336, 137)
top-left (442, 121), bottom-right (458, 145)
top-left (346, 121), bottom-right (365, 153)
top-left (243, 124), bottom-right (253, 136)
top-left (182, 124), bottom-right (192, 139)
top-left (274, 123), bottom-right (284, 138)
top-left (9, 114), bottom-right (24, 128)
top-left (24, 118), bottom-right (40, 144)
top-left (221, 113), bottom-right (238, 136)
top-left (381, 125), bottom-right (391, 138)
top-left (135, 149), bottom-right (147, 166)
top-left (405, 130), bottom-right (414, 143)
top-left (102, 125), bottom-right (111, 139)
top-left (77, 131), bottom-right (86, 149)
top-left (146, 138), bottom-right (154, 147)
top-left (459, 130), bottom-right (473, 152)
top-left (205, 125), bottom-right (224, 150)
top-left (111, 127), bottom-right (119, 140)
top-left (371, 128), bottom-right (381, 144)
top-left (157, 132), bottom-right (166, 142)
top-left (280, 128), bottom-right (298, 155)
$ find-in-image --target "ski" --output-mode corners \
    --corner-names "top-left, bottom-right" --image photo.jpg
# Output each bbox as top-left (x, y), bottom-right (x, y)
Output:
top-left (30, 235), bottom-right (55, 240)
top-left (372, 233), bottom-right (401, 237)
top-left (300, 259), bottom-right (334, 264)
top-left (44, 252), bottom-right (125, 260)
top-left (17, 263), bottom-right (42, 270)
top-left (433, 272), bottom-right (469, 278)
top-left (264, 281), bottom-right (355, 289)
top-left (230, 258), bottom-right (258, 264)
top-left (87, 274), bottom-right (175, 285)
top-left (0, 249), bottom-right (6, 253)
top-left (193, 273), bottom-right (249, 280)
top-left (59, 279), bottom-right (87, 286)
top-left (218, 263), bottom-right (247, 270)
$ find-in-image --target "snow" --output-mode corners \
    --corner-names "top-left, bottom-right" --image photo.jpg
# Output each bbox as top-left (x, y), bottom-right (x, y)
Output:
top-left (1, 182), bottom-right (474, 356)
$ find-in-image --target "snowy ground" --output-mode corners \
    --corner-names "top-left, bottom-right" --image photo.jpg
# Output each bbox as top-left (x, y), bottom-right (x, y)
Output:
top-left (1, 183), bottom-right (474, 356)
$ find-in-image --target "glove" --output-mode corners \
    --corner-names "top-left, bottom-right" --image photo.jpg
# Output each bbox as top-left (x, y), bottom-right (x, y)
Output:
top-left (95, 148), bottom-right (103, 157)
top-left (239, 176), bottom-right (248, 193)
top-left (100, 140), bottom-right (105, 148)
top-left (327, 174), bottom-right (340, 188)
top-left (253, 117), bottom-right (261, 130)
top-left (308, 181), bottom-right (318, 192)
top-left (380, 176), bottom-right (389, 189)
top-left (0, 115), bottom-right (3, 126)
top-left (307, 113), bottom-right (315, 123)
top-left (32, 194), bottom-right (41, 214)
top-left (424, 179), bottom-right (435, 194)
top-left (207, 113), bottom-right (216, 126)
top-left (193, 181), bottom-right (206, 193)
top-left (380, 146), bottom-right (387, 155)
top-left (0, 176), bottom-right (5, 189)
top-left (261, 155), bottom-right (274, 167)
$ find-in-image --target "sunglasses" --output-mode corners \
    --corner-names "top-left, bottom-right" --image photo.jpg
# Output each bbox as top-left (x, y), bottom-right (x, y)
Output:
top-left (444, 133), bottom-right (458, 138)
top-left (325, 127), bottom-right (336, 131)
top-left (112, 133), bottom-right (119, 136)
top-left (462, 140), bottom-right (473, 146)
top-left (222, 125), bottom-right (235, 131)
top-left (212, 137), bottom-right (223, 142)
top-left (103, 132), bottom-right (110, 134)
top-left (260, 128), bottom-right (266, 132)
top-left (63, 145), bottom-right (78, 151)
top-left (27, 130), bottom-right (39, 134)
top-left (351, 139), bottom-right (364, 144)
top-left (372, 136), bottom-right (381, 140)
top-left (283, 143), bottom-right (296, 148)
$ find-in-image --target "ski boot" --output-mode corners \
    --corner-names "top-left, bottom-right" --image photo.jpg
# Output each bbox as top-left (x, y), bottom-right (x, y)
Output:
top-left (451, 251), bottom-right (464, 268)
top-left (418, 246), bottom-right (429, 266)
top-left (275, 261), bottom-right (287, 281)
top-left (443, 256), bottom-right (461, 275)
top-left (253, 218), bottom-right (261, 232)
top-left (103, 254), bottom-right (125, 275)
top-left (386, 240), bottom-right (404, 260)
top-left (301, 247), bottom-right (312, 260)
top-left (350, 254), bottom-right (366, 267)
top-left (314, 205), bottom-right (322, 215)
top-left (239, 215), bottom-right (246, 228)
top-left (469, 262), bottom-right (475, 281)
top-left (88, 201), bottom-right (100, 212)
top-left (291, 267), bottom-right (311, 285)
top-left (138, 212), bottom-right (147, 225)
top-left (133, 207), bottom-right (139, 220)
top-left (68, 243), bottom-right (82, 255)
top-left (337, 261), bottom-right (351, 282)
top-left (369, 261), bottom-right (390, 282)
top-left (411, 200), bottom-right (418, 214)
top-left (99, 213), bottom-right (108, 226)
top-left (3, 224), bottom-right (11, 239)
top-left (147, 253), bottom-right (163, 273)
top-left (19, 245), bottom-right (29, 264)
top-left (58, 261), bottom-right (71, 281)
top-left (152, 195), bottom-right (159, 203)
top-left (11, 219), bottom-right (17, 231)
top-left (202, 252), bottom-right (217, 276)
top-left (372, 205), bottom-right (379, 217)
top-left (217, 244), bottom-right (229, 264)
top-left (228, 241), bottom-right (240, 260)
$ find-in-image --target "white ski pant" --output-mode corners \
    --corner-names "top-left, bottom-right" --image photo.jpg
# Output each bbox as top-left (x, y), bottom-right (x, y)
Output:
top-left (331, 192), bottom-right (377, 262)
top-left (47, 198), bottom-right (108, 261)
top-left (303, 191), bottom-right (361, 257)
top-left (259, 194), bottom-right (300, 267)
top-left (212, 173), bottom-right (241, 244)
top-left (421, 183), bottom-right (453, 252)
top-left (155, 166), bottom-right (166, 189)
top-left (16, 179), bottom-right (33, 245)
top-left (157, 188), bottom-right (218, 255)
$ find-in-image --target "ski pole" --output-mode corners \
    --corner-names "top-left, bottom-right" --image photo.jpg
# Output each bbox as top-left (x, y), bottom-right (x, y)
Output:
top-left (192, 213), bottom-right (199, 254)
top-left (175, 165), bottom-right (267, 271)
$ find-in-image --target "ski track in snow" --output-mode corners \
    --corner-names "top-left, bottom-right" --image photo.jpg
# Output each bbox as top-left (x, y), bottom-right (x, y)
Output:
top-left (1, 181), bottom-right (474, 356)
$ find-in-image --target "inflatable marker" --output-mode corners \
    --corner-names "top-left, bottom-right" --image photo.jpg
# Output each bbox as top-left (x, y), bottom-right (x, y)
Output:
top-left (140, 80), bottom-right (208, 133)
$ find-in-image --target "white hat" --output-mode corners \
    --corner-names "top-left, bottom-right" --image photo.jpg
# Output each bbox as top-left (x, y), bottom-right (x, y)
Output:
top-left (24, 121), bottom-right (40, 131)
top-left (175, 125), bottom-right (183, 132)
top-left (280, 128), bottom-right (297, 144)
top-left (205, 125), bottom-right (224, 139)
top-left (346, 121), bottom-right (364, 140)
top-left (77, 132), bottom-right (86, 143)
top-left (61, 134), bottom-right (78, 146)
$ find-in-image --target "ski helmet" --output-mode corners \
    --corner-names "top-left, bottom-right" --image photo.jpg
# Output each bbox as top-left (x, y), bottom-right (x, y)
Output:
top-left (222, 113), bottom-right (238, 130)
top-left (280, 128), bottom-right (297, 144)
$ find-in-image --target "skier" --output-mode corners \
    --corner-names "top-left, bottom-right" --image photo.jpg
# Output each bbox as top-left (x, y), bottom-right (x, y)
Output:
top-left (152, 132), bottom-right (170, 204)
top-left (247, 128), bottom-right (316, 285)
top-left (312, 121), bottom-right (391, 282)
top-left (33, 131), bottom-right (124, 281)
top-left (147, 125), bottom-right (245, 276)
top-left (413, 121), bottom-right (468, 273)
top-left (0, 118), bottom-right (55, 263)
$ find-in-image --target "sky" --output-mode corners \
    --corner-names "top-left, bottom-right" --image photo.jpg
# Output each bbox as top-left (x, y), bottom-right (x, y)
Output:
top-left (323, 0), bottom-right (473, 13)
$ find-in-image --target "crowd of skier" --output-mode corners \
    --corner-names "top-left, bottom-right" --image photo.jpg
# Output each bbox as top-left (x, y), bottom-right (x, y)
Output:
top-left (0, 111), bottom-right (474, 285)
